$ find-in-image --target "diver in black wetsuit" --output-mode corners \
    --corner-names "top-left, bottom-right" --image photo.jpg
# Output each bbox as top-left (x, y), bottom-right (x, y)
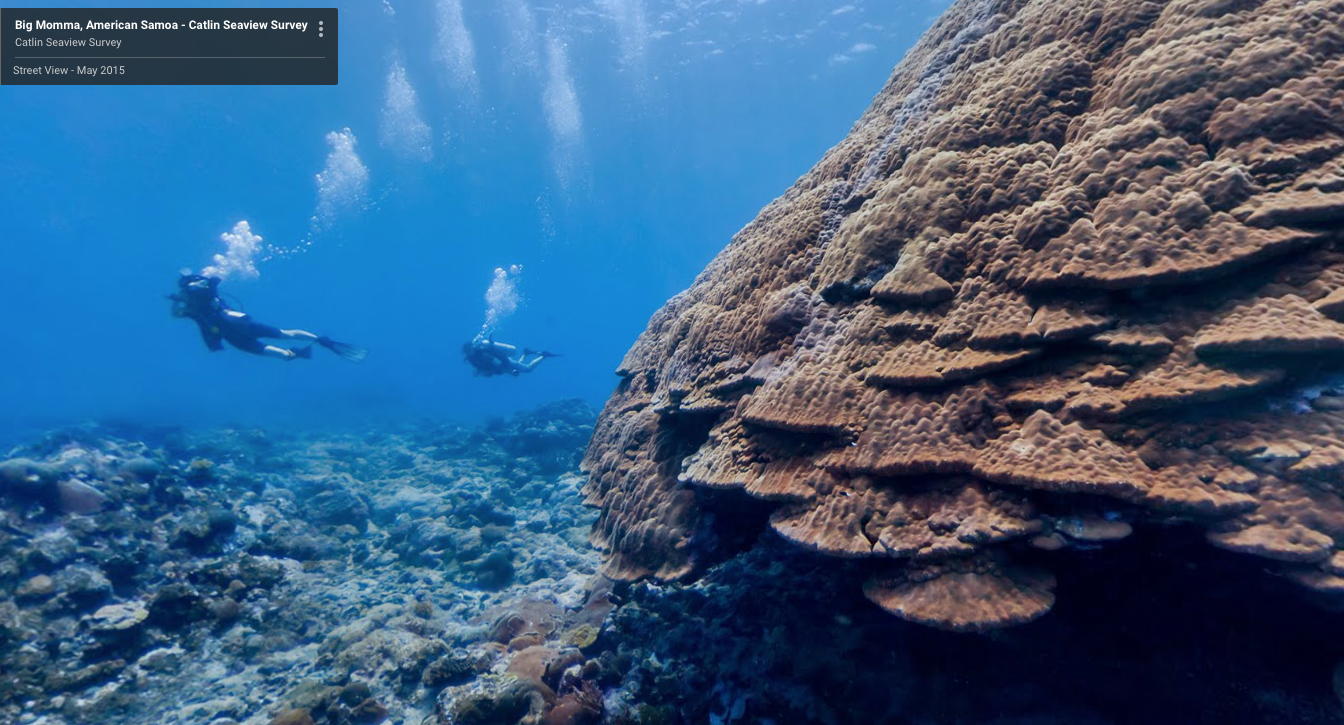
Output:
top-left (463, 334), bottom-right (559, 376)
top-left (169, 274), bottom-right (367, 362)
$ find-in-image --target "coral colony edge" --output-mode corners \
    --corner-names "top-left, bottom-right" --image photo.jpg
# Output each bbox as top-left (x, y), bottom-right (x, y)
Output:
top-left (5, 0), bottom-right (1344, 724)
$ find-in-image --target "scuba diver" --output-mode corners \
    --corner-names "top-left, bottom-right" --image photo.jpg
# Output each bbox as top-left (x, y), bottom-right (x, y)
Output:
top-left (169, 274), bottom-right (367, 362)
top-left (463, 334), bottom-right (559, 376)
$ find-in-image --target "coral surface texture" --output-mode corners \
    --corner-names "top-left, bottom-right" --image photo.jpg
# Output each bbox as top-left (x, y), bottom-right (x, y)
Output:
top-left (584, 0), bottom-right (1344, 631)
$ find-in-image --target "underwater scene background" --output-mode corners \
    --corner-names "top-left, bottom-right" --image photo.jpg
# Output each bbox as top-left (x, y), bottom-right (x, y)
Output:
top-left (0, 0), bottom-right (944, 440)
top-left (7, 0), bottom-right (1344, 724)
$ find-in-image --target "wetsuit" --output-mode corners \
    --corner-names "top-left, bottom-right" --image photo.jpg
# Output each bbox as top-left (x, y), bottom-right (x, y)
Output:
top-left (463, 336), bottom-right (557, 376)
top-left (171, 274), bottom-right (367, 362)
top-left (172, 275), bottom-right (285, 355)
top-left (172, 274), bottom-right (327, 361)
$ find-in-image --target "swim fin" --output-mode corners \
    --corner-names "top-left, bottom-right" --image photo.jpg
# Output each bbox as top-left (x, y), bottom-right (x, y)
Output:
top-left (318, 336), bottom-right (368, 363)
top-left (291, 346), bottom-right (314, 361)
top-left (524, 348), bottom-right (561, 358)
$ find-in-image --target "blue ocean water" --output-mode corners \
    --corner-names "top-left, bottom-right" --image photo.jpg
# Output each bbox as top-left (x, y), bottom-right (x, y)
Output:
top-left (0, 0), bottom-right (945, 440)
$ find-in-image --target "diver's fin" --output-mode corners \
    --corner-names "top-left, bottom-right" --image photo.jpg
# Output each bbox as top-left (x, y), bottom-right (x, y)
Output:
top-left (318, 337), bottom-right (368, 363)
top-left (523, 348), bottom-right (561, 357)
top-left (292, 346), bottom-right (314, 361)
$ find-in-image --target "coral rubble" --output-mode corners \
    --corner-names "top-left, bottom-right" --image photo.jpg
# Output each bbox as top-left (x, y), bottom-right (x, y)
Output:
top-left (0, 402), bottom-right (603, 725)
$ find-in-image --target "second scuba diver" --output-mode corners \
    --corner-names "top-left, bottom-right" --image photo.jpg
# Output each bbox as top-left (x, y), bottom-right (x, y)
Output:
top-left (170, 274), bottom-right (367, 362)
top-left (463, 334), bottom-right (559, 376)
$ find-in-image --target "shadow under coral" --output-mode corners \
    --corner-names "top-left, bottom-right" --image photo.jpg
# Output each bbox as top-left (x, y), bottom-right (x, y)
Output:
top-left (600, 526), bottom-right (1344, 725)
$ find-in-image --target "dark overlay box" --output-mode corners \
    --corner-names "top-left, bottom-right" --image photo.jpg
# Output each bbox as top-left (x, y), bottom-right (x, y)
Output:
top-left (2, 8), bottom-right (337, 85)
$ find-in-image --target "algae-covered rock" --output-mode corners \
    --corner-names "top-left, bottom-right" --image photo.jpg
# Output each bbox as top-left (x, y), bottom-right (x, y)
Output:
top-left (135, 645), bottom-right (184, 671)
top-left (186, 458), bottom-right (216, 483)
top-left (329, 627), bottom-right (448, 691)
top-left (147, 583), bottom-right (208, 628)
top-left (307, 485), bottom-right (371, 532)
top-left (423, 649), bottom-right (490, 688)
top-left (45, 659), bottom-right (126, 693)
top-left (475, 549), bottom-right (516, 590)
top-left (0, 457), bottom-right (58, 500)
top-left (56, 478), bottom-right (107, 514)
top-left (438, 674), bottom-right (544, 725)
top-left (119, 456), bottom-right (162, 482)
top-left (562, 624), bottom-right (599, 650)
top-left (171, 507), bottom-right (238, 552)
top-left (15, 574), bottom-right (56, 602)
top-left (269, 709), bottom-right (316, 725)
top-left (349, 696), bottom-right (389, 724)
top-left (88, 601), bottom-right (149, 633)
top-left (53, 564), bottom-right (112, 608)
top-left (24, 529), bottom-right (79, 568)
top-left (0, 601), bottom-right (23, 645)
top-left (283, 680), bottom-right (342, 713)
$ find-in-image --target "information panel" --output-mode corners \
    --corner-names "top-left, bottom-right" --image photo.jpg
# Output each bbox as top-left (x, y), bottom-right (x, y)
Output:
top-left (2, 8), bottom-right (337, 85)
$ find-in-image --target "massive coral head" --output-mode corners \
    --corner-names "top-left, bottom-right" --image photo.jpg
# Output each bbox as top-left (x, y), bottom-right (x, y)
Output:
top-left (584, 0), bottom-right (1344, 632)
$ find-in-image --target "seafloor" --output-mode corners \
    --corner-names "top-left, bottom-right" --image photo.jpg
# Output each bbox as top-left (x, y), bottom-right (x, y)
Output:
top-left (1, 400), bottom-right (1342, 725)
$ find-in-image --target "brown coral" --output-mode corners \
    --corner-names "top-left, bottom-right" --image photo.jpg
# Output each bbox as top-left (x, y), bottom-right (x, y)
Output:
top-left (584, 0), bottom-right (1344, 632)
top-left (1194, 294), bottom-right (1344, 356)
top-left (863, 554), bottom-right (1057, 632)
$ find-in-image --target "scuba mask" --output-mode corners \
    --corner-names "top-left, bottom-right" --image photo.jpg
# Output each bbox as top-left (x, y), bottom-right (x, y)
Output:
top-left (170, 274), bottom-right (218, 317)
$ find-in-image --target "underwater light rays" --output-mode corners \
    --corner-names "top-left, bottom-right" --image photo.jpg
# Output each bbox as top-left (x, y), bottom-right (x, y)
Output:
top-left (543, 28), bottom-right (585, 187)
top-left (502, 0), bottom-right (542, 76)
top-left (597, 0), bottom-right (650, 75)
top-left (433, 0), bottom-right (479, 101)
top-left (380, 58), bottom-right (434, 163)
